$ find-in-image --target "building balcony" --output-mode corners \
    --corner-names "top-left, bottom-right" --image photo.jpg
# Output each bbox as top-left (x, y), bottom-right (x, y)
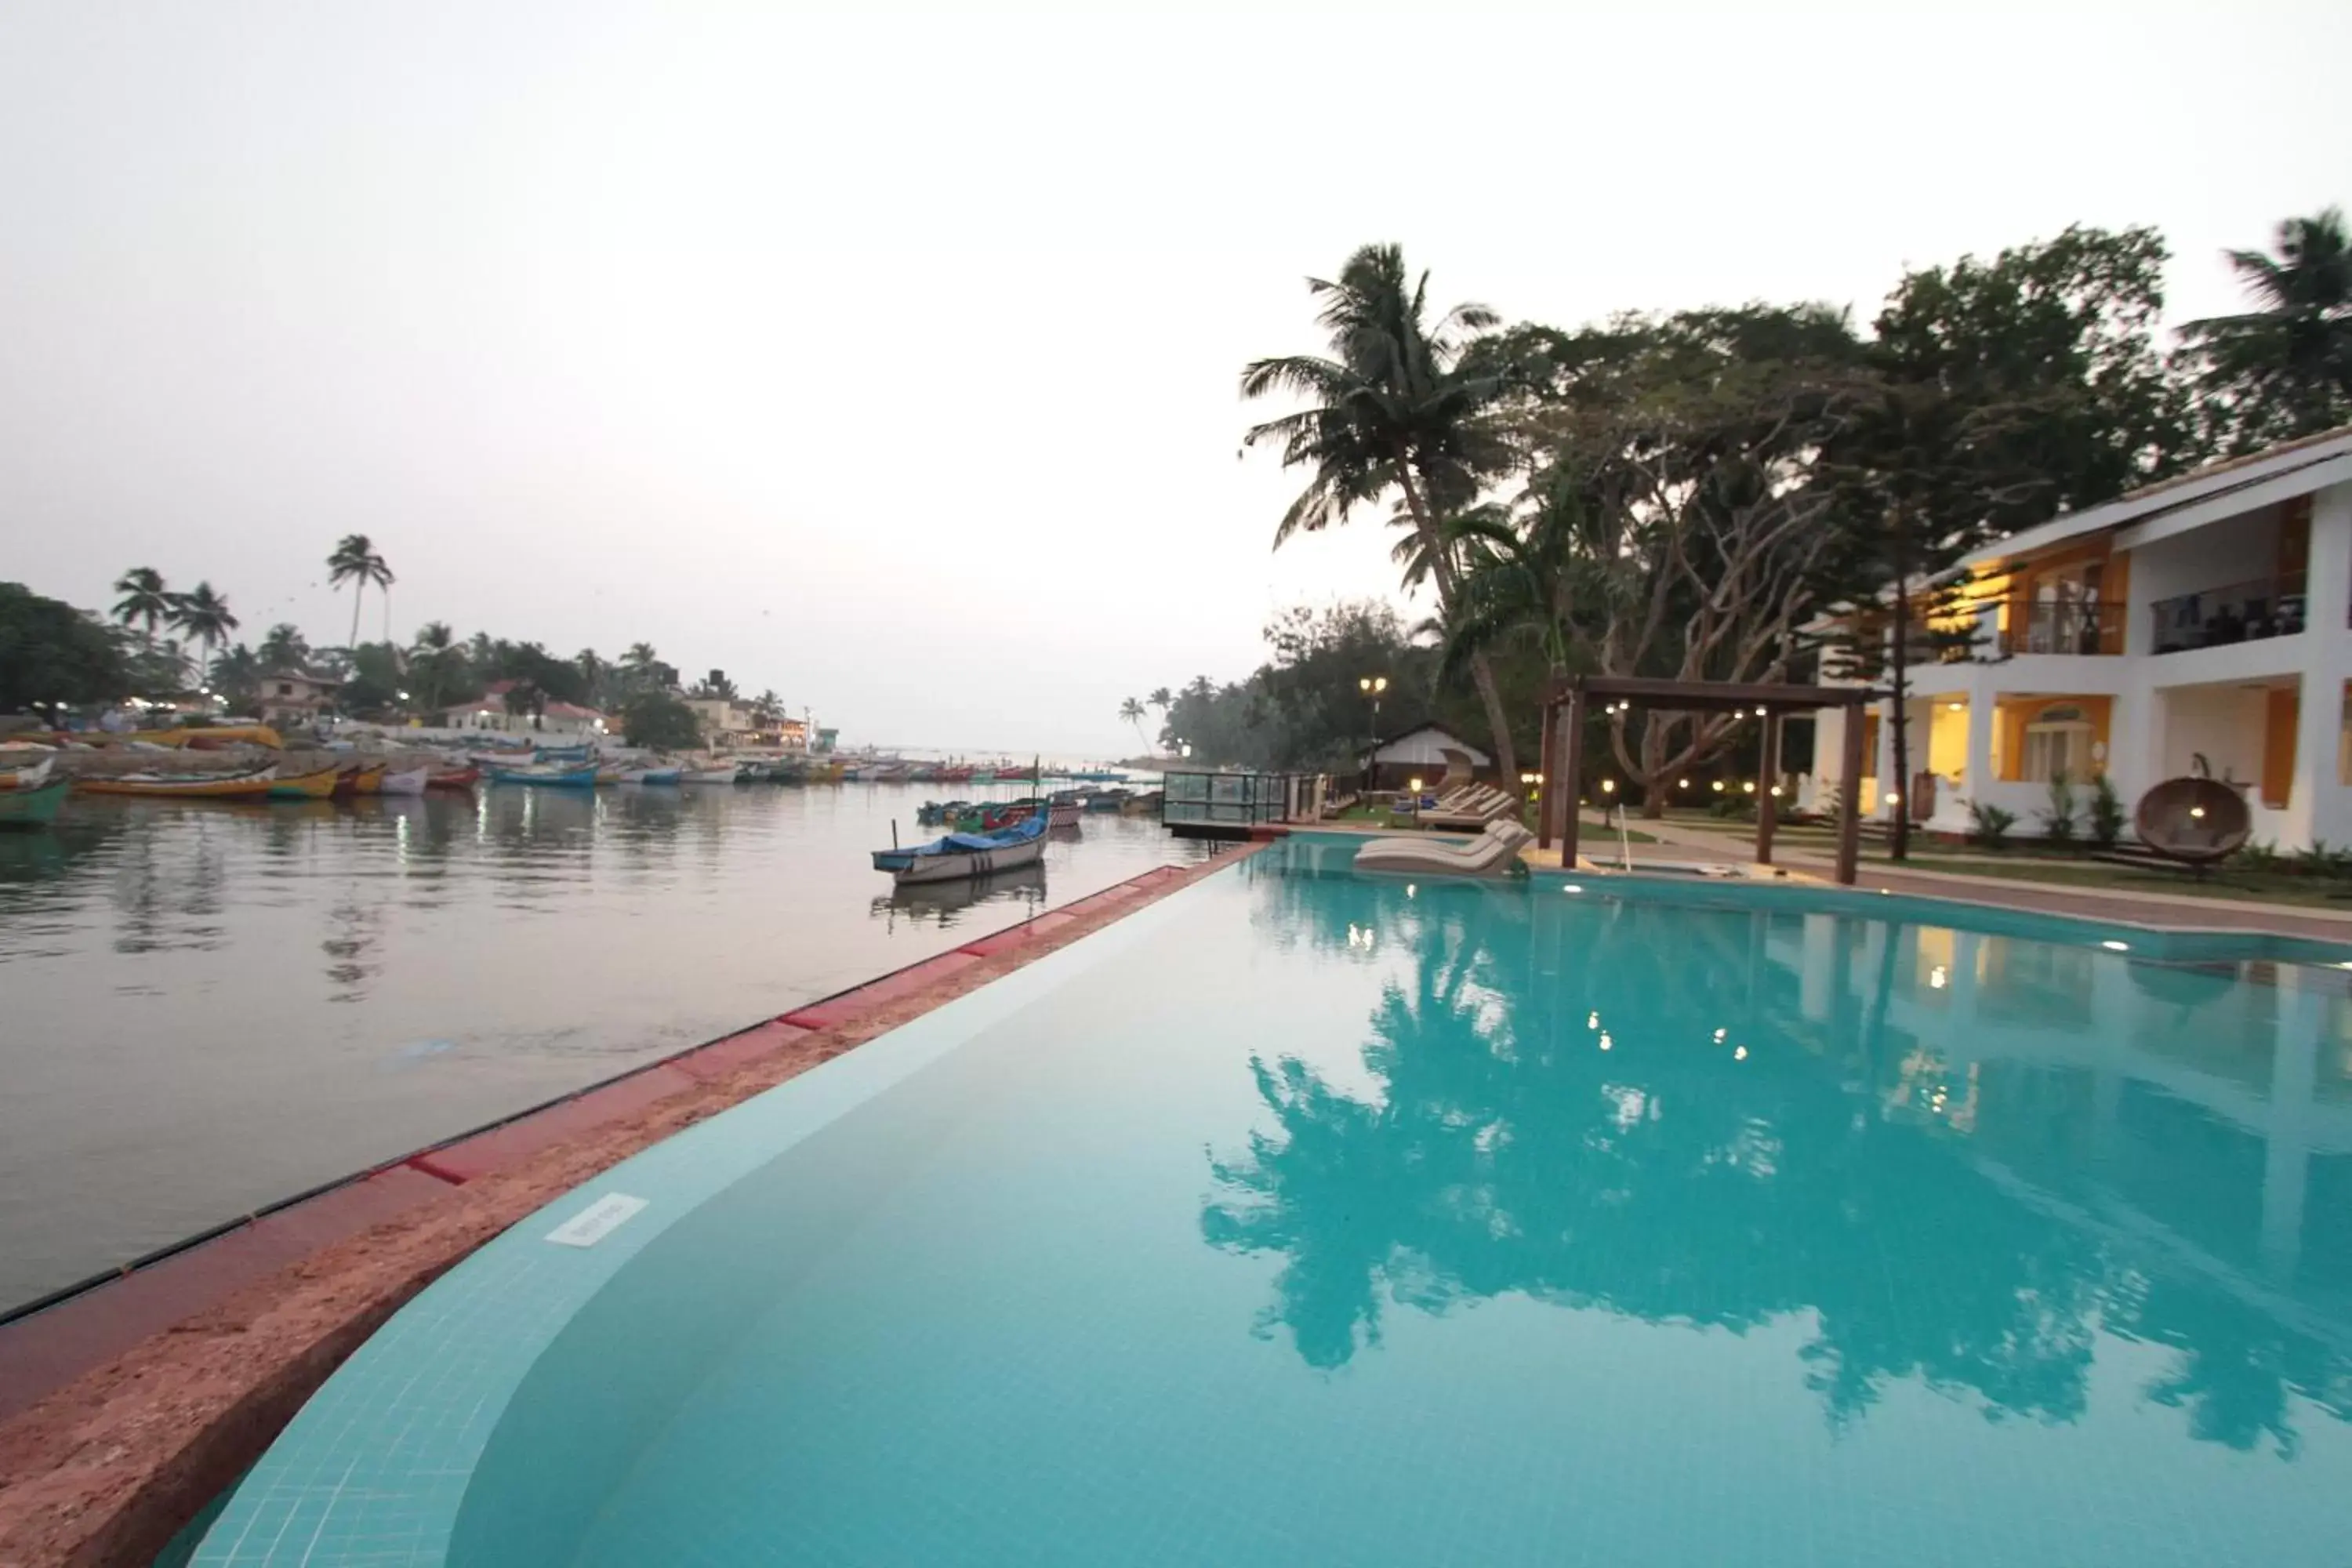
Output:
top-left (2148, 578), bottom-right (2305, 655)
top-left (1995, 602), bottom-right (2125, 658)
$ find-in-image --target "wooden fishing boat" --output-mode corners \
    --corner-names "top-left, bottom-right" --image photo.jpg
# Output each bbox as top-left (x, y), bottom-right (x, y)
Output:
top-left (619, 766), bottom-right (682, 785)
top-left (123, 724), bottom-right (285, 750)
top-left (78, 766), bottom-right (279, 799)
top-left (679, 766), bottom-right (739, 784)
top-left (969, 769), bottom-right (997, 785)
top-left (872, 799), bottom-right (1050, 884)
top-left (1120, 788), bottom-right (1163, 815)
top-left (936, 764), bottom-right (975, 784)
top-left (1014, 794), bottom-right (1085, 829)
top-left (425, 765), bottom-right (481, 790)
top-left (595, 766), bottom-right (626, 786)
top-left (333, 764), bottom-right (387, 798)
top-left (270, 765), bottom-right (343, 800)
top-left (378, 766), bottom-right (432, 796)
top-left (1084, 788), bottom-right (1131, 811)
top-left (0, 779), bottom-right (70, 827)
top-left (485, 762), bottom-right (598, 789)
top-left (0, 757), bottom-right (56, 791)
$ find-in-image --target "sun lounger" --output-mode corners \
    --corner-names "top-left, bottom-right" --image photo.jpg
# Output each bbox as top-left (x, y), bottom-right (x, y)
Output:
top-left (1352, 819), bottom-right (1533, 878)
top-left (1419, 788), bottom-right (1520, 832)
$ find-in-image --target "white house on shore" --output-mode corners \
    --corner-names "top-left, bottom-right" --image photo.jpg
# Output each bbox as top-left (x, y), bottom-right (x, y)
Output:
top-left (1811, 426), bottom-right (2352, 848)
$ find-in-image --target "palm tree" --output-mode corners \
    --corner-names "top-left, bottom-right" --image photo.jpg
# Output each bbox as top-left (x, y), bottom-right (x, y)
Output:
top-left (168, 583), bottom-right (240, 682)
top-left (257, 622), bottom-right (310, 672)
top-left (410, 621), bottom-right (461, 713)
top-left (575, 648), bottom-right (611, 709)
top-left (1241, 244), bottom-right (1519, 782)
top-left (750, 688), bottom-right (783, 727)
top-left (1118, 696), bottom-right (1150, 750)
top-left (326, 535), bottom-right (394, 648)
top-left (111, 568), bottom-right (174, 648)
top-left (2181, 207), bottom-right (2352, 452)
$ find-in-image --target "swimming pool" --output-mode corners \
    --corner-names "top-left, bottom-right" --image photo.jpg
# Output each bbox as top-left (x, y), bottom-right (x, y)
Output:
top-left (195, 838), bottom-right (2352, 1565)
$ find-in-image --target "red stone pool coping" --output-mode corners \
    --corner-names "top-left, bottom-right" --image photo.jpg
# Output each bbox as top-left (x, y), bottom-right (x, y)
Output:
top-left (0, 852), bottom-right (1247, 1568)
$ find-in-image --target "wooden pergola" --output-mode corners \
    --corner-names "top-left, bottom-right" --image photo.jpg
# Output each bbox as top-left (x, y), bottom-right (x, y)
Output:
top-left (1537, 675), bottom-right (1877, 885)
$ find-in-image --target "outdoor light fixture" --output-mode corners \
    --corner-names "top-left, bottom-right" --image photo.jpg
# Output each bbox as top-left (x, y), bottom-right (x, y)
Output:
top-left (1947, 702), bottom-right (1964, 712)
top-left (1679, 778), bottom-right (1691, 789)
top-left (1743, 781), bottom-right (1756, 793)
top-left (1409, 777), bottom-right (1423, 792)
top-left (1754, 706), bottom-right (1767, 717)
top-left (1600, 779), bottom-right (1616, 793)
top-left (2190, 805), bottom-right (2206, 819)
top-left (1359, 675), bottom-right (1387, 694)
top-left (1769, 786), bottom-right (1783, 797)
top-left (1711, 780), bottom-right (1726, 792)
top-left (1884, 791), bottom-right (1901, 805)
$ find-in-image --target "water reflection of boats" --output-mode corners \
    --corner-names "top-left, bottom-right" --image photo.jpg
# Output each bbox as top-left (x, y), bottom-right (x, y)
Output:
top-left (872, 862), bottom-right (1048, 924)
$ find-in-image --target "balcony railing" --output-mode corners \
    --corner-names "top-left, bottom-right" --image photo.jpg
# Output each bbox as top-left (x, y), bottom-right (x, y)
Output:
top-left (1996, 601), bottom-right (2125, 657)
top-left (2148, 579), bottom-right (2305, 655)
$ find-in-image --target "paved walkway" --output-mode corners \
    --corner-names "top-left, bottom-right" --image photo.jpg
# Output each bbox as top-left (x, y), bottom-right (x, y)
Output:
top-left (1538, 812), bottom-right (2352, 939)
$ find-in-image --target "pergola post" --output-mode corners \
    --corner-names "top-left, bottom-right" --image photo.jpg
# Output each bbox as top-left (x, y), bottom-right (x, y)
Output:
top-left (1755, 714), bottom-right (1780, 867)
top-left (1835, 699), bottom-right (1866, 886)
top-left (1558, 686), bottom-right (1583, 871)
top-left (1535, 699), bottom-right (1558, 851)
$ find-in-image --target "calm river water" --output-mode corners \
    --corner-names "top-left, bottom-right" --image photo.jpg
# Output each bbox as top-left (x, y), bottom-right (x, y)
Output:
top-left (0, 783), bottom-right (1214, 1312)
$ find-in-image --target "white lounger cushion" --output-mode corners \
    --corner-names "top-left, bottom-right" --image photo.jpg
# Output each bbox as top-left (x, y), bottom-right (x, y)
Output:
top-left (1352, 819), bottom-right (1532, 877)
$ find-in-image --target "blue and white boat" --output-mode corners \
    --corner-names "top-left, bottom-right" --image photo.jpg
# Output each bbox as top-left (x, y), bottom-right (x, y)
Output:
top-left (871, 804), bottom-right (1050, 885)
top-left (619, 766), bottom-right (681, 786)
top-left (484, 761), bottom-right (599, 789)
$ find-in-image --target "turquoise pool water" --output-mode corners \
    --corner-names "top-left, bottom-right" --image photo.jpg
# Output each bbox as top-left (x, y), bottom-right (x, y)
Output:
top-left (199, 841), bottom-right (2352, 1565)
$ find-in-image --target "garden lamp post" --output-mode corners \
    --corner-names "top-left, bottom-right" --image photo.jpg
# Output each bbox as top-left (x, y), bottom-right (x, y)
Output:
top-left (1359, 674), bottom-right (1387, 792)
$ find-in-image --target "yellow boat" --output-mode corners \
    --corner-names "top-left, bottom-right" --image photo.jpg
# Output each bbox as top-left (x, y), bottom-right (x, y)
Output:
top-left (123, 724), bottom-right (285, 750)
top-left (268, 766), bottom-right (342, 800)
top-left (338, 764), bottom-right (387, 797)
top-left (78, 767), bottom-right (281, 799)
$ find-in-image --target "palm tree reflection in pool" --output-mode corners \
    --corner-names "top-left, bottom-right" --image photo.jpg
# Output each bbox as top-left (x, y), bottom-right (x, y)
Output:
top-left (1201, 877), bottom-right (2350, 1455)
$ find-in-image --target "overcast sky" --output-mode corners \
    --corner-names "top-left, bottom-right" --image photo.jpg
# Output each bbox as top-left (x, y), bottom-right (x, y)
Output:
top-left (4, 1), bottom-right (2347, 756)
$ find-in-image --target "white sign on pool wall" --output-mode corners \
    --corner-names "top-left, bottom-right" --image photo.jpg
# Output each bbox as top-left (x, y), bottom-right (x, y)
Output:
top-left (545, 1192), bottom-right (649, 1248)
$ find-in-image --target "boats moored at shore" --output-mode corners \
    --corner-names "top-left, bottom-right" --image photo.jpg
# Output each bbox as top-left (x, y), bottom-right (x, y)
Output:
top-left (74, 766), bottom-right (281, 799)
top-left (871, 797), bottom-right (1050, 884)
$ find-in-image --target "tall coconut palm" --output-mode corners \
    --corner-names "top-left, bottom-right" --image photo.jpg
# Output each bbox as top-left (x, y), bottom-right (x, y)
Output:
top-left (168, 583), bottom-right (240, 682)
top-left (1119, 696), bottom-right (1149, 750)
top-left (2181, 207), bottom-right (2352, 452)
top-left (1242, 244), bottom-right (1519, 782)
top-left (326, 535), bottom-right (394, 649)
top-left (111, 567), bottom-right (174, 647)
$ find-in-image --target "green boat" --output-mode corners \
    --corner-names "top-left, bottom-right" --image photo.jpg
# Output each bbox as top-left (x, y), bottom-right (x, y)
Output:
top-left (0, 779), bottom-right (70, 829)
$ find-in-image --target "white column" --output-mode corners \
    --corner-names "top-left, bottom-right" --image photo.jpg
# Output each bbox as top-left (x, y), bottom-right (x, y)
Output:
top-left (1872, 693), bottom-right (1897, 820)
top-left (1963, 686), bottom-right (1994, 818)
top-left (2292, 481), bottom-right (2352, 849)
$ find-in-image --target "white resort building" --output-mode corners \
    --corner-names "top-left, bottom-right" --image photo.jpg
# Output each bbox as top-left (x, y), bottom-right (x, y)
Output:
top-left (1814, 427), bottom-right (2352, 849)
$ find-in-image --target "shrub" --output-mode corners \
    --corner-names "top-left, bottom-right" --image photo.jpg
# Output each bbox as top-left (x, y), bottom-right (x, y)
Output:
top-left (1967, 799), bottom-right (2017, 848)
top-left (2038, 770), bottom-right (2078, 846)
top-left (2234, 840), bottom-right (2281, 873)
top-left (2087, 771), bottom-right (2126, 849)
